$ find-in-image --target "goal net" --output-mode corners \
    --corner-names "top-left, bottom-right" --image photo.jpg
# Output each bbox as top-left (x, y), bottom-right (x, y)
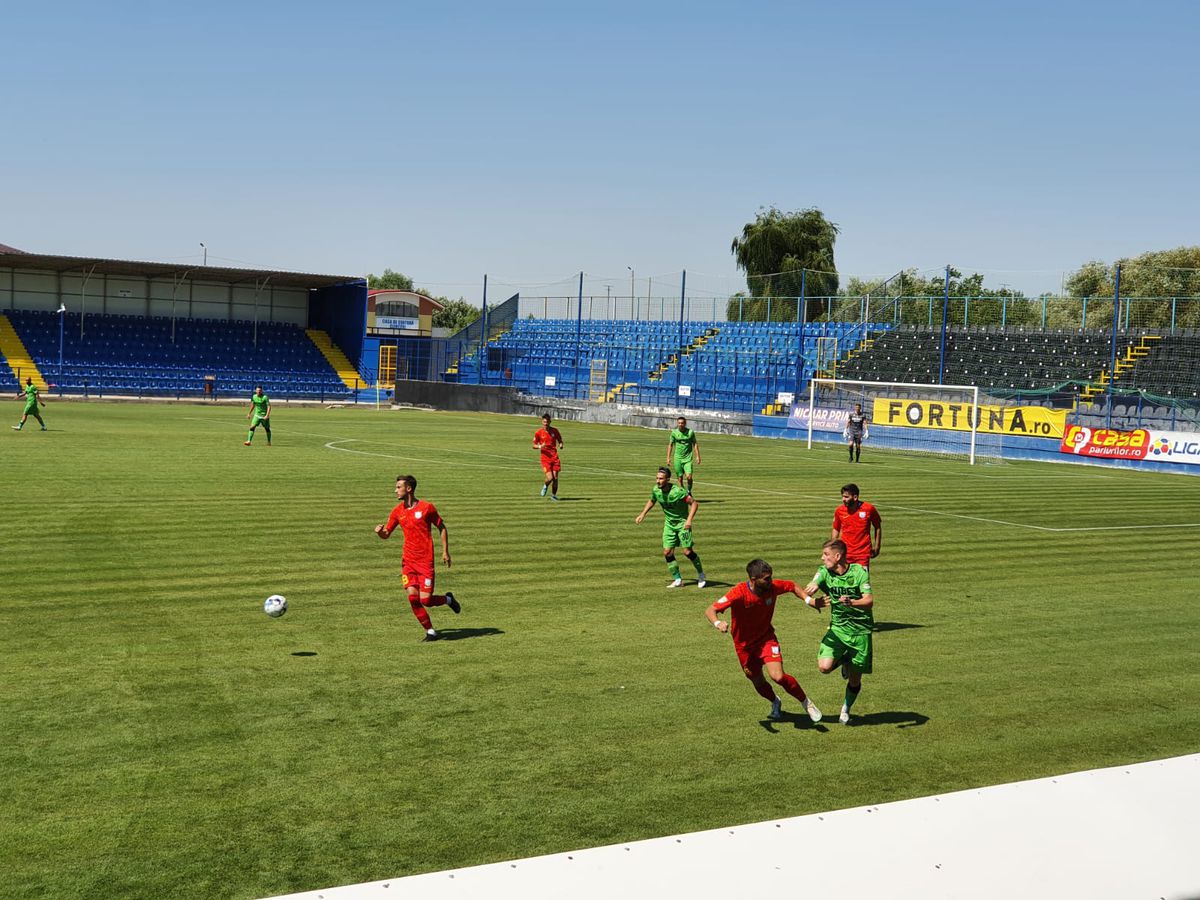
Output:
top-left (805, 378), bottom-right (1004, 464)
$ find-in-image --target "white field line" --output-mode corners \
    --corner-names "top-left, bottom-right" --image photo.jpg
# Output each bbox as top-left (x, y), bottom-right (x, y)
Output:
top-left (182, 418), bottom-right (1200, 534)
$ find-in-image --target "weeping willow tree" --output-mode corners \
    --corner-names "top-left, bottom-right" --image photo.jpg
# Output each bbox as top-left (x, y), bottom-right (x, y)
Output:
top-left (729, 206), bottom-right (839, 321)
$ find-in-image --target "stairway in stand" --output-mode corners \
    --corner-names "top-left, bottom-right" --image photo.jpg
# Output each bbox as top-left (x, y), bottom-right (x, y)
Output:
top-left (305, 329), bottom-right (362, 390)
top-left (0, 315), bottom-right (47, 390)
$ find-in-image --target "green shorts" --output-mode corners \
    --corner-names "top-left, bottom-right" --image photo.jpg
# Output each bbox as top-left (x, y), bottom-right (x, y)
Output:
top-left (818, 626), bottom-right (873, 674)
top-left (662, 523), bottom-right (694, 549)
top-left (23, 403), bottom-right (38, 416)
top-left (672, 459), bottom-right (694, 478)
top-left (251, 414), bottom-right (270, 427)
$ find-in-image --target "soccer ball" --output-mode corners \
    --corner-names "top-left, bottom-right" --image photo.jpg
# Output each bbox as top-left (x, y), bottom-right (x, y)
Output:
top-left (263, 594), bottom-right (288, 618)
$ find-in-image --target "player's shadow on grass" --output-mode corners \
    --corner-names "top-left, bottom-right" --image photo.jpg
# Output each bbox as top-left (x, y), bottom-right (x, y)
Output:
top-left (759, 712), bottom-right (829, 734)
top-left (699, 580), bottom-right (735, 589)
top-left (873, 622), bottom-right (925, 633)
top-left (552, 497), bottom-right (591, 502)
top-left (291, 651), bottom-right (318, 657)
top-left (691, 498), bottom-right (725, 504)
top-left (850, 710), bottom-right (929, 729)
top-left (437, 627), bottom-right (504, 641)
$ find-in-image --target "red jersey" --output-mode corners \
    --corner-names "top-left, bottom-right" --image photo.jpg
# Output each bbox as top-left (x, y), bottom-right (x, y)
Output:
top-left (832, 501), bottom-right (881, 565)
top-left (712, 579), bottom-right (797, 648)
top-left (534, 426), bottom-right (562, 460)
top-left (385, 499), bottom-right (443, 570)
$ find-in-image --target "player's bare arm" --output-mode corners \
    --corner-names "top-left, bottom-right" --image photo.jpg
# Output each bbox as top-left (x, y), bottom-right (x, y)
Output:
top-left (693, 437), bottom-right (700, 464)
top-left (438, 522), bottom-right (452, 566)
top-left (838, 591), bottom-right (873, 609)
top-left (683, 495), bottom-right (698, 530)
top-left (705, 602), bottom-right (729, 634)
top-left (374, 523), bottom-right (391, 539)
top-left (634, 498), bottom-right (655, 525)
top-left (872, 523), bottom-right (882, 557)
top-left (803, 582), bottom-right (831, 610)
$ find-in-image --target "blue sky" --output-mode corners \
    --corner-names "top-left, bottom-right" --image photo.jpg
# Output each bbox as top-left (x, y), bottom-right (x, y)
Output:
top-left (3, 0), bottom-right (1197, 300)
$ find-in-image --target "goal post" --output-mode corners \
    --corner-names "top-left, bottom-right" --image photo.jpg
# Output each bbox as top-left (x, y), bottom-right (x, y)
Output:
top-left (806, 378), bottom-right (985, 464)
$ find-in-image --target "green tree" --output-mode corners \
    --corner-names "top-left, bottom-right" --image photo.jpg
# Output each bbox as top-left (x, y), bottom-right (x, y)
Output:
top-left (432, 298), bottom-right (482, 333)
top-left (729, 207), bottom-right (839, 321)
top-left (1065, 247), bottom-right (1200, 329)
top-left (367, 268), bottom-right (414, 290)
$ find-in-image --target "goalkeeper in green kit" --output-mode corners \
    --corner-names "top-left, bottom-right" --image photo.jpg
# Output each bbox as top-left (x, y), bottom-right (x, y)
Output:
top-left (799, 539), bottom-right (874, 724)
top-left (244, 386), bottom-right (272, 446)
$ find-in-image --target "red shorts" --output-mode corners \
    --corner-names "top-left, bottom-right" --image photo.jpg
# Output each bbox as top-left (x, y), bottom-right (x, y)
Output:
top-left (735, 638), bottom-right (783, 675)
top-left (541, 457), bottom-right (561, 474)
top-left (402, 569), bottom-right (435, 594)
top-left (846, 555), bottom-right (871, 570)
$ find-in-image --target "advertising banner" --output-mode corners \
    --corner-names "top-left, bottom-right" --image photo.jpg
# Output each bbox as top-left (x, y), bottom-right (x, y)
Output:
top-left (787, 407), bottom-right (850, 431)
top-left (872, 398), bottom-right (1068, 438)
top-left (1061, 426), bottom-right (1200, 465)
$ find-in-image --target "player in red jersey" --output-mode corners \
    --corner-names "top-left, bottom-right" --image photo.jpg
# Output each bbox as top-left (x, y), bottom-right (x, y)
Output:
top-left (374, 474), bottom-right (461, 642)
top-left (532, 412), bottom-right (564, 500)
top-left (705, 559), bottom-right (823, 723)
top-left (831, 482), bottom-right (881, 568)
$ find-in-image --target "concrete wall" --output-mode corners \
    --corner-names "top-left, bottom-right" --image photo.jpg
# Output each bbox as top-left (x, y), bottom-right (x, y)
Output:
top-left (390, 383), bottom-right (755, 435)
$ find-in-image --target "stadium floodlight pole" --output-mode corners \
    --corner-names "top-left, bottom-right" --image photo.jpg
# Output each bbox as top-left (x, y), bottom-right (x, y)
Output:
top-left (57, 302), bottom-right (66, 376)
top-left (478, 274), bottom-right (487, 386)
top-left (628, 266), bottom-right (634, 320)
top-left (938, 265), bottom-right (951, 385)
top-left (200, 243), bottom-right (206, 265)
top-left (574, 271), bottom-right (585, 399)
top-left (79, 263), bottom-right (97, 341)
top-left (1107, 263), bottom-right (1121, 429)
top-left (794, 268), bottom-right (808, 405)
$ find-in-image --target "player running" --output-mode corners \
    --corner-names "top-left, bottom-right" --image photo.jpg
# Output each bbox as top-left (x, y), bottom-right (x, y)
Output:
top-left (667, 416), bottom-right (701, 494)
top-left (799, 539), bottom-right (874, 725)
top-left (12, 378), bottom-right (46, 431)
top-left (374, 474), bottom-right (461, 642)
top-left (244, 386), bottom-right (272, 446)
top-left (532, 412), bottom-right (563, 500)
top-left (844, 402), bottom-right (868, 462)
top-left (635, 466), bottom-right (706, 588)
top-left (706, 559), bottom-right (822, 723)
top-left (832, 482), bottom-right (881, 568)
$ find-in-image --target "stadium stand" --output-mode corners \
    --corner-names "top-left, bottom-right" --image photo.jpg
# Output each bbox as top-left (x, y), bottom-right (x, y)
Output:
top-left (452, 319), bottom-right (881, 412)
top-left (5, 310), bottom-right (353, 399)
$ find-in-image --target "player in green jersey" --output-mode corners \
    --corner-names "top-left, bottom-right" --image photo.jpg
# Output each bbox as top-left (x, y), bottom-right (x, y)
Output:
top-left (244, 386), bottom-right (272, 445)
top-left (799, 539), bottom-right (874, 724)
top-left (666, 416), bottom-right (701, 494)
top-left (12, 378), bottom-right (46, 431)
top-left (635, 466), bottom-right (706, 588)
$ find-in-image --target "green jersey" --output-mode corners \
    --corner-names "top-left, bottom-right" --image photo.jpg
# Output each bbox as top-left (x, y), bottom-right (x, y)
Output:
top-left (23, 384), bottom-right (39, 407)
top-left (669, 428), bottom-right (697, 463)
top-left (811, 564), bottom-right (873, 633)
top-left (251, 393), bottom-right (270, 417)
top-left (651, 484), bottom-right (691, 528)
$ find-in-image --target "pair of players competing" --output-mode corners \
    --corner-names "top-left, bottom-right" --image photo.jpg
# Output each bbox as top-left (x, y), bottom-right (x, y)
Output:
top-left (704, 485), bottom-right (881, 725)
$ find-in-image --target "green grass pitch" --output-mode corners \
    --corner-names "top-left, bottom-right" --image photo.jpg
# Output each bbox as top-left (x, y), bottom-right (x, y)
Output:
top-left (3, 402), bottom-right (1199, 898)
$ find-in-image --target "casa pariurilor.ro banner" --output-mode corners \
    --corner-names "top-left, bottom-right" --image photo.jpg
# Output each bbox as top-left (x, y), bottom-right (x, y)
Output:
top-left (871, 399), bottom-right (1068, 438)
top-left (1060, 426), bottom-right (1200, 465)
